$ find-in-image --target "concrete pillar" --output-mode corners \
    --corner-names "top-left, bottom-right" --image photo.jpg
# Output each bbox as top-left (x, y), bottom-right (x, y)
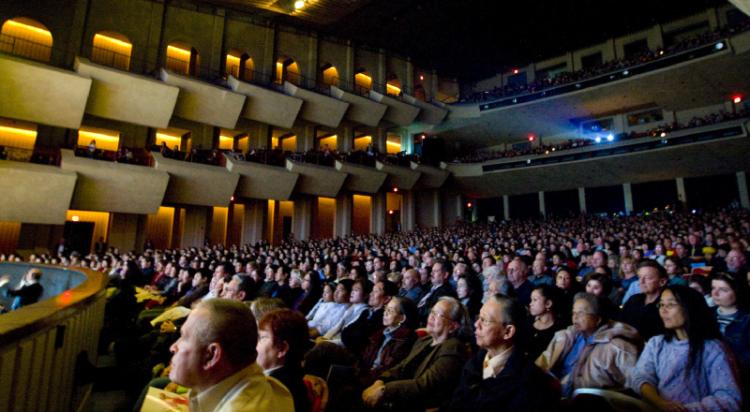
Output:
top-left (208, 10), bottom-right (226, 75)
top-left (343, 41), bottom-right (354, 91)
top-left (623, 183), bottom-right (634, 215)
top-left (375, 49), bottom-right (386, 93)
top-left (243, 200), bottom-right (266, 245)
top-left (398, 129), bottom-right (412, 155)
top-left (503, 195), bottom-right (510, 220)
top-left (431, 190), bottom-right (442, 228)
top-left (293, 196), bottom-right (312, 241)
top-left (676, 177), bottom-right (687, 207)
top-left (430, 69), bottom-right (439, 102)
top-left (374, 127), bottom-right (387, 154)
top-left (108, 213), bottom-right (140, 252)
top-left (578, 187), bottom-right (587, 214)
top-left (405, 58), bottom-right (414, 96)
top-left (738, 171), bottom-right (750, 209)
top-left (538, 191), bottom-right (546, 217)
top-left (182, 206), bottom-right (208, 248)
top-left (263, 25), bottom-right (277, 84)
top-left (305, 33), bottom-right (318, 89)
top-left (371, 191), bottom-right (387, 235)
top-left (334, 193), bottom-right (352, 238)
top-left (294, 124), bottom-right (316, 152)
top-left (338, 124), bottom-right (354, 153)
top-left (401, 190), bottom-right (415, 231)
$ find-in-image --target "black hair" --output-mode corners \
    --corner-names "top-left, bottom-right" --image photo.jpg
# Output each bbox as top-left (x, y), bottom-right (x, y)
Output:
top-left (532, 284), bottom-right (563, 318)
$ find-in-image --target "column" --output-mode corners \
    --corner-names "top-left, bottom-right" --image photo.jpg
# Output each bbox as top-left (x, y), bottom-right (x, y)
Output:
top-left (538, 191), bottom-right (546, 217)
top-left (107, 213), bottom-right (140, 252)
top-left (405, 58), bottom-right (414, 96)
top-left (338, 124), bottom-right (354, 153)
top-left (293, 196), bottom-right (312, 241)
top-left (374, 127), bottom-right (387, 154)
top-left (432, 190), bottom-right (442, 227)
top-left (375, 49), bottom-right (386, 93)
top-left (371, 191), bottom-right (387, 235)
top-left (250, 123), bottom-right (270, 149)
top-left (181, 206), bottom-right (208, 248)
top-left (623, 183), bottom-right (634, 215)
top-left (263, 25), bottom-right (276, 84)
top-left (738, 171), bottom-right (750, 209)
top-left (401, 190), bottom-right (415, 231)
top-left (242, 200), bottom-right (266, 245)
top-left (578, 187), bottom-right (587, 214)
top-left (676, 177), bottom-right (687, 207)
top-left (305, 33), bottom-right (318, 89)
top-left (503, 195), bottom-right (510, 220)
top-left (334, 193), bottom-right (352, 238)
top-left (293, 124), bottom-right (316, 152)
top-left (430, 69), bottom-right (439, 102)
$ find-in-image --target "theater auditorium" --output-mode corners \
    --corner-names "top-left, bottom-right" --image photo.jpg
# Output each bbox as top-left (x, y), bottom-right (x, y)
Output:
top-left (1, 0), bottom-right (749, 410)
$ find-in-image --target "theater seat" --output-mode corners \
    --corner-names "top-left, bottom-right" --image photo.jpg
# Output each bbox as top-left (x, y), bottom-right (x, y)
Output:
top-left (571, 388), bottom-right (657, 412)
top-left (303, 374), bottom-right (329, 412)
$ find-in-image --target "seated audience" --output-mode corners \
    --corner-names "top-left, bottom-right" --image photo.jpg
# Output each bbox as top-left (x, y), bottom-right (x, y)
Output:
top-left (362, 297), bottom-right (470, 410)
top-left (526, 284), bottom-right (566, 360)
top-left (417, 260), bottom-right (457, 323)
top-left (342, 280), bottom-right (399, 355)
top-left (621, 260), bottom-right (667, 341)
top-left (1, 268), bottom-right (44, 311)
top-left (309, 280), bottom-right (353, 338)
top-left (536, 292), bottom-right (641, 397)
top-left (629, 285), bottom-right (741, 411)
top-left (443, 294), bottom-right (559, 411)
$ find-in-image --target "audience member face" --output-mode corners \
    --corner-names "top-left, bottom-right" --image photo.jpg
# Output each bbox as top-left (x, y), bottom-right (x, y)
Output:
top-left (302, 274), bottom-right (312, 292)
top-left (572, 299), bottom-right (599, 336)
top-left (350, 283), bottom-right (365, 304)
top-left (529, 289), bottom-right (550, 317)
top-left (369, 282), bottom-right (388, 308)
top-left (383, 299), bottom-right (404, 328)
top-left (426, 300), bottom-right (456, 339)
top-left (507, 260), bottom-right (527, 287)
top-left (221, 278), bottom-right (241, 300)
top-left (556, 270), bottom-right (572, 290)
top-left (322, 284), bottom-right (334, 302)
top-left (192, 272), bottom-right (204, 288)
top-left (664, 259), bottom-right (679, 275)
top-left (638, 266), bottom-right (665, 296)
top-left (169, 308), bottom-right (209, 388)
top-left (430, 263), bottom-right (447, 287)
top-left (256, 325), bottom-right (282, 370)
top-left (475, 299), bottom-right (511, 350)
top-left (711, 279), bottom-right (737, 309)
top-left (456, 278), bottom-right (469, 299)
top-left (402, 270), bottom-right (419, 290)
top-left (334, 284), bottom-right (349, 304)
top-left (585, 279), bottom-right (604, 297)
top-left (726, 250), bottom-right (746, 272)
top-left (658, 289), bottom-right (686, 332)
top-left (591, 252), bottom-right (605, 268)
top-left (620, 260), bottom-right (635, 275)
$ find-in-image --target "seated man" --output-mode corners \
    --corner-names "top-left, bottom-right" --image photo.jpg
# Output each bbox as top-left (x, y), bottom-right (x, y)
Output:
top-left (443, 294), bottom-right (559, 411)
top-left (169, 299), bottom-right (294, 411)
top-left (1, 268), bottom-right (44, 311)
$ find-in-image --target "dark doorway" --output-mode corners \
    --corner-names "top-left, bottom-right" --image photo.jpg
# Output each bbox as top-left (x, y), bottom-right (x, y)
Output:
top-left (63, 221), bottom-right (94, 255)
top-left (386, 210), bottom-right (401, 232)
top-left (282, 216), bottom-right (293, 241)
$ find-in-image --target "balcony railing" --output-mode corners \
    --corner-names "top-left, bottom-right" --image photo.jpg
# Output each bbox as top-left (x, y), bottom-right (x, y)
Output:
top-left (0, 33), bottom-right (52, 62)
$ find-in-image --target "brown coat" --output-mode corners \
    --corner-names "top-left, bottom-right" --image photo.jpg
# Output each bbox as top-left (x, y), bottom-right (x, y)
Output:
top-left (379, 335), bottom-right (469, 410)
top-left (535, 321), bottom-right (641, 392)
top-left (359, 325), bottom-right (416, 385)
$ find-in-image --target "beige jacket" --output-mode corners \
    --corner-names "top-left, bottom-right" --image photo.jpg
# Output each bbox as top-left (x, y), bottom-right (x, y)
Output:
top-left (535, 321), bottom-right (641, 392)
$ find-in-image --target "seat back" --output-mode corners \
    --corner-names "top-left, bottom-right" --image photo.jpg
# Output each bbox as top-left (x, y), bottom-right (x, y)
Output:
top-left (303, 374), bottom-right (329, 412)
top-left (571, 388), bottom-right (657, 412)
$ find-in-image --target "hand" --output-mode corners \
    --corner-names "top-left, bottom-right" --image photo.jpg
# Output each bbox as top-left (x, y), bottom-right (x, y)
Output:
top-left (362, 380), bottom-right (385, 408)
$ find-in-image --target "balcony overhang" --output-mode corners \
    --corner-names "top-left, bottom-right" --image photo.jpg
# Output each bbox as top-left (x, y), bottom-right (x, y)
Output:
top-left (330, 86), bottom-right (387, 126)
top-left (60, 150), bottom-right (169, 214)
top-left (368, 91), bottom-right (420, 126)
top-left (152, 153), bottom-right (239, 207)
top-left (335, 161), bottom-right (387, 194)
top-left (225, 155), bottom-right (299, 200)
top-left (227, 76), bottom-right (303, 129)
top-left (286, 160), bottom-right (347, 198)
top-left (283, 82), bottom-right (349, 128)
top-left (75, 58), bottom-right (178, 128)
top-left (0, 54), bottom-right (91, 129)
top-left (403, 95), bottom-right (448, 125)
top-left (159, 69), bottom-right (246, 129)
top-left (411, 162), bottom-right (450, 189)
top-left (375, 161), bottom-right (421, 190)
top-left (0, 161), bottom-right (77, 224)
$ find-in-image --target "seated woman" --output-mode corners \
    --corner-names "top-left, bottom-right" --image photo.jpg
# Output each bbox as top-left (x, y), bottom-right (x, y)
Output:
top-left (711, 273), bottom-right (750, 398)
top-left (629, 285), bottom-right (741, 411)
top-left (361, 296), bottom-right (470, 411)
top-left (535, 292), bottom-right (640, 397)
top-left (308, 280), bottom-right (352, 337)
top-left (257, 309), bottom-right (313, 412)
top-left (526, 284), bottom-right (566, 360)
top-left (318, 279), bottom-right (371, 343)
top-left (359, 296), bottom-right (418, 385)
top-left (554, 267), bottom-right (580, 317)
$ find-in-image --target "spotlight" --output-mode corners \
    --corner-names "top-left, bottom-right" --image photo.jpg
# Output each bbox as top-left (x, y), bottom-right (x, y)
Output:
top-left (393, 187), bottom-right (399, 192)
top-left (607, 134), bottom-right (614, 142)
top-left (230, 196), bottom-right (235, 202)
top-left (419, 74), bottom-right (424, 81)
top-left (622, 70), bottom-right (629, 76)
top-left (660, 132), bottom-right (667, 138)
top-left (466, 202), bottom-right (473, 209)
top-left (733, 95), bottom-right (742, 104)
top-left (388, 209), bottom-right (394, 215)
top-left (715, 42), bottom-right (724, 51)
top-left (294, 0), bottom-right (305, 10)
top-left (527, 134), bottom-right (535, 142)
top-left (545, 150), bottom-right (549, 155)
top-left (72, 215), bottom-right (80, 222)
top-left (595, 136), bottom-right (602, 143)
top-left (512, 69), bottom-right (519, 74)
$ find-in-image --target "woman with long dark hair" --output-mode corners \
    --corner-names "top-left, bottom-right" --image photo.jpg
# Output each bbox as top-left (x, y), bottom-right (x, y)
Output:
top-left (711, 272), bottom-right (750, 400)
top-left (629, 285), bottom-right (741, 411)
top-left (526, 284), bottom-right (565, 359)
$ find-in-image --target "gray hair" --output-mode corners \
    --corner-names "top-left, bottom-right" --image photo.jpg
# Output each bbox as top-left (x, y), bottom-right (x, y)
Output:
top-left (436, 296), bottom-right (472, 338)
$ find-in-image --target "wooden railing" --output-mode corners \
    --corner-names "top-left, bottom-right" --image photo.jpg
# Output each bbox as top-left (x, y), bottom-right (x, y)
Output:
top-left (0, 264), bottom-right (108, 412)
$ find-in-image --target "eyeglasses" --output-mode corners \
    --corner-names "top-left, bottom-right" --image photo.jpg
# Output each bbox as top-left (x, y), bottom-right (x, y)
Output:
top-left (477, 315), bottom-right (499, 327)
top-left (384, 307), bottom-right (400, 315)
top-left (656, 302), bottom-right (680, 310)
top-left (429, 310), bottom-right (451, 321)
top-left (572, 311), bottom-right (595, 319)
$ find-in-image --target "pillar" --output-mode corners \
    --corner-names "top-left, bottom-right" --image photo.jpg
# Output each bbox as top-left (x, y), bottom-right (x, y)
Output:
top-left (738, 171), bottom-right (750, 209)
top-left (374, 127), bottom-right (387, 154)
top-left (676, 177), bottom-right (687, 207)
top-left (503, 195), bottom-right (510, 220)
top-left (108, 213), bottom-right (140, 252)
top-left (294, 124), bottom-right (316, 152)
top-left (243, 200), bottom-right (266, 245)
top-left (538, 191), bottom-right (546, 217)
top-left (578, 187), bottom-right (587, 214)
top-left (431, 190), bottom-right (442, 227)
top-left (334, 193), bottom-right (352, 238)
top-left (338, 124), bottom-right (354, 153)
top-left (401, 190), bottom-right (415, 231)
top-left (430, 69), bottom-right (439, 102)
top-left (304, 33), bottom-right (318, 89)
top-left (405, 58), bottom-right (414, 96)
top-left (375, 49), bottom-right (386, 93)
top-left (623, 183), bottom-right (633, 215)
top-left (181, 206), bottom-right (208, 248)
top-left (263, 25), bottom-right (276, 84)
top-left (293, 196), bottom-right (312, 241)
top-left (371, 191), bottom-right (387, 235)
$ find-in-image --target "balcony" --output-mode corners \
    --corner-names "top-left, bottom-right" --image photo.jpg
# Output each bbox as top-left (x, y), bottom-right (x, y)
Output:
top-left (283, 82), bottom-right (350, 128)
top-left (227, 76), bottom-right (303, 129)
top-left (411, 161), bottom-right (449, 189)
top-left (368, 90), bottom-right (421, 126)
top-left (335, 160), bottom-right (387, 194)
top-left (330, 86), bottom-right (388, 126)
top-left (225, 154), bottom-right (299, 200)
top-left (74, 57), bottom-right (179, 128)
top-left (152, 152), bottom-right (240, 207)
top-left (375, 160), bottom-right (421, 190)
top-left (0, 54), bottom-right (91, 129)
top-left (403, 95), bottom-right (448, 125)
top-left (60, 149), bottom-right (169, 214)
top-left (158, 69), bottom-right (246, 129)
top-left (285, 159), bottom-right (347, 198)
top-left (0, 160), bottom-right (77, 224)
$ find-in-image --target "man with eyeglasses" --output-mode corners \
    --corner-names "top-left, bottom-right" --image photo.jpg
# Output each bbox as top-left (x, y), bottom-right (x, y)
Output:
top-left (443, 294), bottom-right (558, 411)
top-left (621, 260), bottom-right (668, 341)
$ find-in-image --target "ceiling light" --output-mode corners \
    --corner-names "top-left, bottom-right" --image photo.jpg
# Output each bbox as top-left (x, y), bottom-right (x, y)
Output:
top-left (733, 95), bottom-right (742, 104)
top-left (715, 42), bottom-right (724, 51)
top-left (595, 136), bottom-right (602, 143)
top-left (607, 134), bottom-right (614, 142)
top-left (294, 0), bottom-right (305, 10)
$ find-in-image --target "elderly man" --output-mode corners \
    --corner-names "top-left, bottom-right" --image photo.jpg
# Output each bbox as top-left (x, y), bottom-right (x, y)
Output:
top-left (399, 268), bottom-right (424, 303)
top-left (169, 299), bottom-right (293, 412)
top-left (507, 257), bottom-right (534, 307)
top-left (443, 294), bottom-right (558, 411)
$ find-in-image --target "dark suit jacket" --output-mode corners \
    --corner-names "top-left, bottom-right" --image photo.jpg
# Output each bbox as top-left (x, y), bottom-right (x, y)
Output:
top-left (441, 348), bottom-right (559, 412)
top-left (269, 364), bottom-right (311, 412)
top-left (418, 283), bottom-right (457, 324)
top-left (359, 325), bottom-right (416, 385)
top-left (379, 335), bottom-right (468, 410)
top-left (342, 307), bottom-right (384, 356)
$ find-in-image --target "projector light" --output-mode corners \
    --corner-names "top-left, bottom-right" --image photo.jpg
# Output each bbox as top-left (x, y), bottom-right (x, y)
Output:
top-left (622, 70), bottom-right (629, 76)
top-left (607, 134), bottom-right (614, 142)
top-left (715, 42), bottom-right (724, 51)
top-left (595, 136), bottom-right (602, 143)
